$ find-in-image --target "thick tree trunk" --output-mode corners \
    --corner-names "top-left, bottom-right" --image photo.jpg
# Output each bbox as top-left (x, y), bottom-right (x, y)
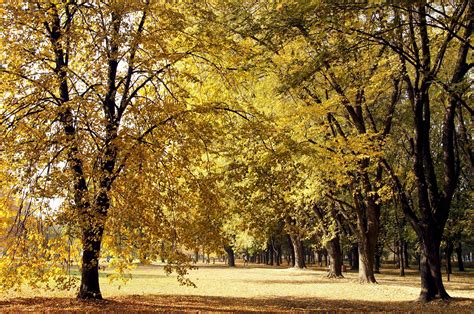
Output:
top-left (358, 230), bottom-right (377, 283)
top-left (418, 234), bottom-right (450, 302)
top-left (326, 236), bottom-right (343, 278)
top-left (455, 242), bottom-right (465, 271)
top-left (77, 227), bottom-right (104, 299)
top-left (290, 235), bottom-right (305, 268)
top-left (358, 248), bottom-right (376, 283)
top-left (224, 245), bottom-right (235, 267)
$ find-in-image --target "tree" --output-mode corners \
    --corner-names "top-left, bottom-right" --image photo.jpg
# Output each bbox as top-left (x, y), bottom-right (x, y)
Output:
top-left (0, 0), bottom-right (235, 298)
top-left (362, 1), bottom-right (473, 301)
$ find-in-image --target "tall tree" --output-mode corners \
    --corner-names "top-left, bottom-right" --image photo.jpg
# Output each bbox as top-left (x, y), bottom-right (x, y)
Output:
top-left (362, 1), bottom-right (473, 301)
top-left (0, 0), bottom-right (232, 298)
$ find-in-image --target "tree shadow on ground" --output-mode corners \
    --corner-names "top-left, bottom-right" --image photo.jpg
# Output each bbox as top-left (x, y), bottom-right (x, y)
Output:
top-left (1, 295), bottom-right (472, 312)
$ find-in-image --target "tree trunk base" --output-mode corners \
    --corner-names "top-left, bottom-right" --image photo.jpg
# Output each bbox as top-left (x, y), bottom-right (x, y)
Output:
top-left (326, 271), bottom-right (344, 279)
top-left (77, 289), bottom-right (103, 300)
top-left (418, 291), bottom-right (451, 303)
top-left (359, 277), bottom-right (377, 284)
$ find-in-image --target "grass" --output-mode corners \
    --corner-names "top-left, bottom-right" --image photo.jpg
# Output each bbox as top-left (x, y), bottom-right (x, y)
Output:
top-left (1, 263), bottom-right (473, 312)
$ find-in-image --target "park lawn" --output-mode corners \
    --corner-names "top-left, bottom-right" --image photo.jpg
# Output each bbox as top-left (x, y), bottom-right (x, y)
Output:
top-left (0, 263), bottom-right (473, 312)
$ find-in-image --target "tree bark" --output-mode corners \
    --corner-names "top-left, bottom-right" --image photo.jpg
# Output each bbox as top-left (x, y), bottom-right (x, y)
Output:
top-left (326, 236), bottom-right (343, 278)
top-left (77, 226), bottom-right (104, 299)
top-left (355, 173), bottom-right (381, 283)
top-left (419, 235), bottom-right (450, 302)
top-left (358, 237), bottom-right (377, 283)
top-left (356, 200), bottom-right (378, 283)
top-left (404, 241), bottom-right (410, 268)
top-left (224, 245), bottom-right (235, 267)
top-left (290, 235), bottom-right (305, 268)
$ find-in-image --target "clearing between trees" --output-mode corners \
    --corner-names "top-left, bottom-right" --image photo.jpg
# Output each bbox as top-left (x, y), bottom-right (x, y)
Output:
top-left (1, 264), bottom-right (473, 312)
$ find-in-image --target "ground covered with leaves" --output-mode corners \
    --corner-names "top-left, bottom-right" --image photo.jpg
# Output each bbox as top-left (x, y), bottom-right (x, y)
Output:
top-left (1, 264), bottom-right (473, 312)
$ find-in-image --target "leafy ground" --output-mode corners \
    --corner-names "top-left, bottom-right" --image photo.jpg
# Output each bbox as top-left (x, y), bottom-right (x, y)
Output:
top-left (1, 263), bottom-right (473, 312)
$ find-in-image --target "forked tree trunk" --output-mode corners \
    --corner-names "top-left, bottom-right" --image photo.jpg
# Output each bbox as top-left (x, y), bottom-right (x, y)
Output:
top-left (224, 245), bottom-right (235, 267)
top-left (419, 236), bottom-right (450, 302)
top-left (352, 172), bottom-right (381, 283)
top-left (326, 236), bottom-right (343, 278)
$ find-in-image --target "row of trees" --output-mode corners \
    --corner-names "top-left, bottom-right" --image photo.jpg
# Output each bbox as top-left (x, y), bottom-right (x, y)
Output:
top-left (0, 0), bottom-right (472, 303)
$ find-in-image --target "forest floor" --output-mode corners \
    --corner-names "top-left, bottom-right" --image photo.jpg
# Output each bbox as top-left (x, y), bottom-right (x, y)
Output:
top-left (0, 263), bottom-right (473, 312)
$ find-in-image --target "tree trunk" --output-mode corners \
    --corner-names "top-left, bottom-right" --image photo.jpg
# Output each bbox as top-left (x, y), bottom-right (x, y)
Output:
top-left (287, 235), bottom-right (295, 267)
top-left (418, 234), bottom-right (450, 302)
top-left (224, 245), bottom-right (235, 267)
top-left (290, 235), bottom-right (305, 268)
top-left (399, 241), bottom-right (405, 277)
top-left (358, 231), bottom-right (377, 283)
top-left (326, 236), bottom-right (343, 278)
top-left (455, 242), bottom-right (465, 271)
top-left (404, 241), bottom-right (410, 268)
top-left (193, 248), bottom-right (198, 264)
top-left (77, 227), bottom-right (104, 299)
top-left (268, 241), bottom-right (274, 266)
